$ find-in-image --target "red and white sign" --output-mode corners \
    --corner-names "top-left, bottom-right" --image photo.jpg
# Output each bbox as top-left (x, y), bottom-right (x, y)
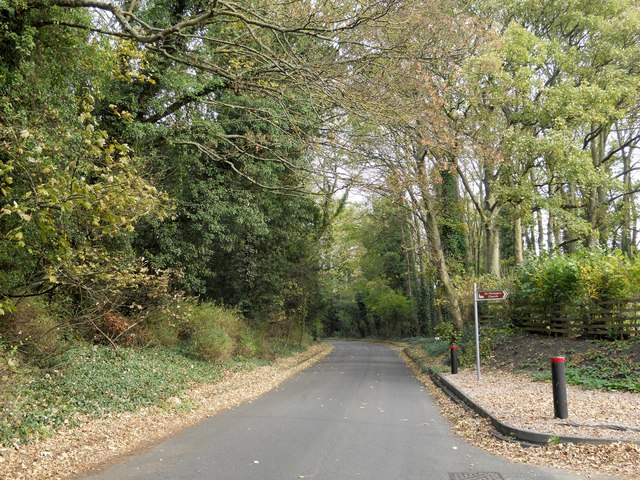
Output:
top-left (476, 290), bottom-right (509, 301)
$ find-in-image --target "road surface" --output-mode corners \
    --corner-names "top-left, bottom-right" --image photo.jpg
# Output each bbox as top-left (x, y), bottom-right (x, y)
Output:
top-left (84, 341), bottom-right (616, 480)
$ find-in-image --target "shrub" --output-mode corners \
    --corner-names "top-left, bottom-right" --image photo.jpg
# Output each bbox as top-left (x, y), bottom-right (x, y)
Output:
top-left (188, 320), bottom-right (233, 363)
top-left (510, 249), bottom-right (640, 335)
top-left (512, 254), bottom-right (581, 306)
top-left (513, 249), bottom-right (638, 307)
top-left (434, 322), bottom-right (461, 345)
top-left (182, 304), bottom-right (235, 363)
top-left (143, 300), bottom-right (192, 348)
top-left (236, 330), bottom-right (261, 358)
top-left (0, 298), bottom-right (66, 360)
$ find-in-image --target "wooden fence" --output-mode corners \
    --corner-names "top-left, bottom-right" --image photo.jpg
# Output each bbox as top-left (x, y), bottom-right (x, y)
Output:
top-left (476, 298), bottom-right (640, 339)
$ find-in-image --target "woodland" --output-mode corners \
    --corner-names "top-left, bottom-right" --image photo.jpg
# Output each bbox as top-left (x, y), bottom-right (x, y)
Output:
top-left (1, 0), bottom-right (640, 407)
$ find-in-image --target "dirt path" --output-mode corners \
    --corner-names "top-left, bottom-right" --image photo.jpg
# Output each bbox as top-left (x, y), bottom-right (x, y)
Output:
top-left (0, 344), bottom-right (333, 480)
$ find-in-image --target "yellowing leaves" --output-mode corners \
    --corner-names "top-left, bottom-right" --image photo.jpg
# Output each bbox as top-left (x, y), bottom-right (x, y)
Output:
top-left (1, 86), bottom-right (169, 302)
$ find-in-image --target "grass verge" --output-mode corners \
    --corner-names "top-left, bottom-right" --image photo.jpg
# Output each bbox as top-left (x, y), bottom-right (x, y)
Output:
top-left (0, 341), bottom-right (304, 447)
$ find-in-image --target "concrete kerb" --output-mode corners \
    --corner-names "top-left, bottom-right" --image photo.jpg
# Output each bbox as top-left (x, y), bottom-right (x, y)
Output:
top-left (404, 348), bottom-right (630, 446)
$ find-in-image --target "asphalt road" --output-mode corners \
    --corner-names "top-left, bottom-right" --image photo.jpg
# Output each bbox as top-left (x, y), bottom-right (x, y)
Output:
top-left (84, 341), bottom-right (616, 480)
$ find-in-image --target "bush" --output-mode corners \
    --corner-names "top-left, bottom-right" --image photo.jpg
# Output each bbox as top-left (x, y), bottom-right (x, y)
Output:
top-left (140, 300), bottom-right (271, 360)
top-left (512, 254), bottom-right (581, 306)
top-left (188, 321), bottom-right (233, 363)
top-left (236, 330), bottom-right (261, 358)
top-left (434, 322), bottom-right (461, 345)
top-left (182, 304), bottom-right (238, 363)
top-left (510, 249), bottom-right (640, 335)
top-left (0, 298), bottom-right (66, 360)
top-left (513, 249), bottom-right (638, 307)
top-left (143, 300), bottom-right (191, 348)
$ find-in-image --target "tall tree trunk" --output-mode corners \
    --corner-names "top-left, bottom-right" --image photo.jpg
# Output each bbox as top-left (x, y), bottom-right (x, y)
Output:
top-left (621, 146), bottom-right (634, 256)
top-left (400, 221), bottom-right (414, 299)
top-left (537, 209), bottom-right (545, 254)
top-left (513, 217), bottom-right (524, 264)
top-left (421, 191), bottom-right (464, 331)
top-left (633, 202), bottom-right (638, 253)
top-left (564, 183), bottom-right (578, 254)
top-left (483, 170), bottom-right (501, 277)
top-left (412, 149), bottom-right (464, 332)
top-left (485, 221), bottom-right (501, 276)
top-left (525, 224), bottom-right (535, 254)
top-left (547, 215), bottom-right (556, 252)
top-left (411, 212), bottom-right (431, 335)
top-left (439, 165), bottom-right (469, 270)
top-left (586, 185), bottom-right (599, 249)
top-left (586, 125), bottom-right (608, 249)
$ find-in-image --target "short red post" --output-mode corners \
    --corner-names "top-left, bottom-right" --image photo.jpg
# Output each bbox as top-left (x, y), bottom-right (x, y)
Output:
top-left (551, 357), bottom-right (568, 419)
top-left (450, 345), bottom-right (459, 374)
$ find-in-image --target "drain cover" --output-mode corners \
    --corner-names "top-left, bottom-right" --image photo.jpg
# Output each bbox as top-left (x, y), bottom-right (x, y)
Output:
top-left (449, 474), bottom-right (505, 480)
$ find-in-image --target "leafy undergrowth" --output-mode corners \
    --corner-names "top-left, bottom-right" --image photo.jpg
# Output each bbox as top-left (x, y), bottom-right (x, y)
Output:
top-left (532, 355), bottom-right (640, 392)
top-left (0, 342), bottom-right (303, 448)
top-left (409, 332), bottom-right (640, 393)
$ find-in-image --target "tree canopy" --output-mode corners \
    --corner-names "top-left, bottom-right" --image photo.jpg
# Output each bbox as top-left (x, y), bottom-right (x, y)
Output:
top-left (1, 0), bottom-right (639, 341)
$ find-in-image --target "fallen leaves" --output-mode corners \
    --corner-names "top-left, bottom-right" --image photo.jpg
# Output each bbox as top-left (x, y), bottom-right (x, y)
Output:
top-left (398, 348), bottom-right (640, 480)
top-left (444, 369), bottom-right (640, 443)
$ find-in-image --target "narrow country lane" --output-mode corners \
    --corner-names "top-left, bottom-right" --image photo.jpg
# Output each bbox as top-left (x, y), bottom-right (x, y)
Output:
top-left (83, 342), bottom-right (617, 480)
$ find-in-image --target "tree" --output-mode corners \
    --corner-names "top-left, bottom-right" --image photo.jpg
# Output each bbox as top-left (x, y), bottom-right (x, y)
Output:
top-left (0, 9), bottom-right (168, 320)
top-left (457, 0), bottom-right (640, 267)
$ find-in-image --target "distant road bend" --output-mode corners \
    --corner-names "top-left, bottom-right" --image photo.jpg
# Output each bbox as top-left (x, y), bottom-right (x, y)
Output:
top-left (85, 341), bottom-right (616, 480)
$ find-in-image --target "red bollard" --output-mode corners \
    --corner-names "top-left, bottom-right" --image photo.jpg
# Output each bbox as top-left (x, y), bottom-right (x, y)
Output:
top-left (450, 345), bottom-right (459, 374)
top-left (551, 357), bottom-right (569, 419)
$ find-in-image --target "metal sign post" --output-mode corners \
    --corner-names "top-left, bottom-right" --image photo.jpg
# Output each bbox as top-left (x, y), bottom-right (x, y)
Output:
top-left (474, 285), bottom-right (509, 382)
top-left (473, 283), bottom-right (481, 381)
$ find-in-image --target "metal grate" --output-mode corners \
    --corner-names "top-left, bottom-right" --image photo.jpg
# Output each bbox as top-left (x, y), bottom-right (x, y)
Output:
top-left (449, 474), bottom-right (505, 480)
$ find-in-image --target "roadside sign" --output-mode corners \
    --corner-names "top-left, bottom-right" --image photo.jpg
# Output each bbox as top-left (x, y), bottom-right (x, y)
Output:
top-left (473, 285), bottom-right (510, 382)
top-left (476, 290), bottom-right (509, 301)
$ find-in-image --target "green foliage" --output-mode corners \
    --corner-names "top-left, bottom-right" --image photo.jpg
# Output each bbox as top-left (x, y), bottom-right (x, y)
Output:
top-left (320, 199), bottom-right (420, 338)
top-left (0, 293), bottom-right (318, 447)
top-left (358, 199), bottom-right (410, 292)
top-left (513, 254), bottom-right (581, 304)
top-left (434, 322), bottom-right (462, 345)
top-left (0, 344), bottom-right (225, 446)
top-left (531, 353), bottom-right (640, 393)
top-left (236, 330), bottom-right (261, 358)
top-left (565, 358), bottom-right (640, 393)
top-left (176, 303), bottom-right (265, 363)
top-left (362, 280), bottom-right (413, 337)
top-left (0, 297), bottom-right (66, 359)
top-left (512, 250), bottom-right (640, 334)
top-left (128, 84), bottom-right (323, 325)
top-left (0, 12), bottom-right (169, 322)
top-left (438, 168), bottom-right (468, 270)
top-left (422, 337), bottom-right (451, 357)
top-left (0, 4), bottom-right (328, 344)
top-left (188, 320), bottom-right (233, 364)
top-left (144, 302), bottom-right (183, 348)
top-left (459, 326), bottom-right (513, 367)
top-left (182, 304), bottom-right (239, 363)
top-left (573, 250), bottom-right (639, 301)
